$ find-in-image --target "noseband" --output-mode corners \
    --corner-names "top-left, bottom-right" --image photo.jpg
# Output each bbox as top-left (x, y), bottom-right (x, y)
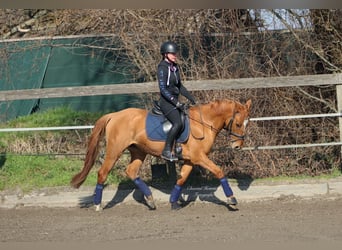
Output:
top-left (223, 114), bottom-right (246, 142)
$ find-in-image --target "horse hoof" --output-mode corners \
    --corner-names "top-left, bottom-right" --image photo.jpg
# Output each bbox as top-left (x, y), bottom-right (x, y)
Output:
top-left (171, 202), bottom-right (182, 210)
top-left (146, 196), bottom-right (156, 210)
top-left (94, 204), bottom-right (103, 212)
top-left (227, 196), bottom-right (238, 206)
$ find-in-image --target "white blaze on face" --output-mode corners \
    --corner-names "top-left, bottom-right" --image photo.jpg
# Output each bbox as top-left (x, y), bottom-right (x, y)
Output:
top-left (243, 119), bottom-right (249, 129)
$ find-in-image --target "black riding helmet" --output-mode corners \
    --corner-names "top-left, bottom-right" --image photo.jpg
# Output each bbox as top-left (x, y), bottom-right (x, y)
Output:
top-left (160, 41), bottom-right (178, 55)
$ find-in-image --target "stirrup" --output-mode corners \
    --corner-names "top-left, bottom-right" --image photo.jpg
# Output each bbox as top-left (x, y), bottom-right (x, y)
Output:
top-left (161, 151), bottom-right (178, 162)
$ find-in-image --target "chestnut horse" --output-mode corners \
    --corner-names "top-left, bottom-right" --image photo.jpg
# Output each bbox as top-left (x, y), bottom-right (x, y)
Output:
top-left (70, 98), bottom-right (251, 211)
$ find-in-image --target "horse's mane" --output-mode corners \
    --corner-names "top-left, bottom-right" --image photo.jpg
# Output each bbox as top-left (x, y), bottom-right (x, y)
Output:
top-left (206, 99), bottom-right (236, 115)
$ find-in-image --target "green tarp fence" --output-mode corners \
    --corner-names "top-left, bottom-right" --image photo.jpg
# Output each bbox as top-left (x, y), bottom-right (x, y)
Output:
top-left (0, 35), bottom-right (140, 122)
top-left (1, 32), bottom-right (316, 123)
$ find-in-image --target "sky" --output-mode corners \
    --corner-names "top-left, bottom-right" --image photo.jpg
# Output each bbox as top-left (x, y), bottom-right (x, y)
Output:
top-left (251, 9), bottom-right (310, 30)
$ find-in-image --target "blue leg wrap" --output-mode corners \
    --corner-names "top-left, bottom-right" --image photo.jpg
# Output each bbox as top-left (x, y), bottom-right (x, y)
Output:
top-left (220, 178), bottom-right (233, 197)
top-left (94, 183), bottom-right (104, 205)
top-left (133, 177), bottom-right (152, 197)
top-left (170, 184), bottom-right (182, 203)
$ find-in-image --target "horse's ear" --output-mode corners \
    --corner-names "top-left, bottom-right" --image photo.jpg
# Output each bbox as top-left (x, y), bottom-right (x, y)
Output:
top-left (245, 99), bottom-right (252, 111)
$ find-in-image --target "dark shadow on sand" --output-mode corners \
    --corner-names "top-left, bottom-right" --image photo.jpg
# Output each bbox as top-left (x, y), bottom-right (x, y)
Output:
top-left (149, 162), bottom-right (254, 211)
top-left (77, 161), bottom-right (254, 211)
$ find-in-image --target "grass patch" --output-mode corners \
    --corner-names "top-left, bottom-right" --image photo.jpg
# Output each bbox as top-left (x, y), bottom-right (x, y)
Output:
top-left (0, 155), bottom-right (83, 192)
top-left (0, 154), bottom-right (340, 193)
top-left (2, 106), bottom-right (101, 129)
top-left (0, 106), bottom-right (102, 141)
top-left (0, 106), bottom-right (126, 192)
top-left (0, 155), bottom-right (127, 192)
top-left (249, 167), bottom-right (342, 185)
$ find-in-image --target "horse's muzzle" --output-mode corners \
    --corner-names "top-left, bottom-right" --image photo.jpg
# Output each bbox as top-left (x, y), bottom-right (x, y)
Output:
top-left (231, 141), bottom-right (243, 150)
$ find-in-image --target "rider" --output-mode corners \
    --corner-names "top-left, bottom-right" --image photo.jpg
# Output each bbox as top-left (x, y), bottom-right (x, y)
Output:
top-left (157, 41), bottom-right (196, 161)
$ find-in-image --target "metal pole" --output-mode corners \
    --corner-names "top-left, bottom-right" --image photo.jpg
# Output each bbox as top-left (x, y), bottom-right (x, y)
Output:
top-left (336, 84), bottom-right (342, 159)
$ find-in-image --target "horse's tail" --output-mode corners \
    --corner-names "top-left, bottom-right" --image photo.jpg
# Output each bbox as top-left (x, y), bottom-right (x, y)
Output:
top-left (70, 114), bottom-right (111, 188)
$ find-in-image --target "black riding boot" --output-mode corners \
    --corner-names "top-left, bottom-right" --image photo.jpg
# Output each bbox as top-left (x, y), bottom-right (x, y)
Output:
top-left (161, 130), bottom-right (178, 162)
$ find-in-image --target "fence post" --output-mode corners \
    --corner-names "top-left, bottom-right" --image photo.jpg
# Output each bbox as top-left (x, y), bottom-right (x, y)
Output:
top-left (337, 84), bottom-right (342, 158)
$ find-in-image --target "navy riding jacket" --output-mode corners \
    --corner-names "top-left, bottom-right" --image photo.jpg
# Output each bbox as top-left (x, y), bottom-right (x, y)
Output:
top-left (157, 60), bottom-right (195, 106)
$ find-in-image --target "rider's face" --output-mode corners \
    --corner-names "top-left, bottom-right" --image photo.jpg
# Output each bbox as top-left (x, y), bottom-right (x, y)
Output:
top-left (166, 53), bottom-right (177, 63)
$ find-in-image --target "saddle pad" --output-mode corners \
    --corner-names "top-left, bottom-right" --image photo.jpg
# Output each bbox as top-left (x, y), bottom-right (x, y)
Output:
top-left (145, 112), bottom-right (190, 143)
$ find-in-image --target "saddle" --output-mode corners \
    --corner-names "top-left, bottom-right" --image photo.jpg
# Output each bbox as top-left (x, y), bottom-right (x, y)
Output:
top-left (151, 100), bottom-right (186, 132)
top-left (145, 100), bottom-right (189, 143)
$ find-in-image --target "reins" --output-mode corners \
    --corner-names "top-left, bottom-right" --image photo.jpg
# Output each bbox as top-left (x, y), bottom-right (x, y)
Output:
top-left (189, 105), bottom-right (205, 140)
top-left (188, 104), bottom-right (245, 142)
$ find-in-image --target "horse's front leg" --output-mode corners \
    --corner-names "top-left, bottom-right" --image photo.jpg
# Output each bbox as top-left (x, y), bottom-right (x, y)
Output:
top-left (169, 162), bottom-right (193, 210)
top-left (125, 147), bottom-right (156, 210)
top-left (194, 154), bottom-right (237, 207)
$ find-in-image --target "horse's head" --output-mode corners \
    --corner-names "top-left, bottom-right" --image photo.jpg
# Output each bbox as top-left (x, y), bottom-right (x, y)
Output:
top-left (223, 99), bottom-right (252, 150)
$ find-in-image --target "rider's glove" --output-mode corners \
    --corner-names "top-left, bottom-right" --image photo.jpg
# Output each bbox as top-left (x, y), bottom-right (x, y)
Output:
top-left (176, 102), bottom-right (185, 110)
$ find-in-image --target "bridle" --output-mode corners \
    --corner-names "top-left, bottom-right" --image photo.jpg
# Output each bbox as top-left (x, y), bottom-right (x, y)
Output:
top-left (222, 114), bottom-right (246, 142)
top-left (188, 105), bottom-right (246, 142)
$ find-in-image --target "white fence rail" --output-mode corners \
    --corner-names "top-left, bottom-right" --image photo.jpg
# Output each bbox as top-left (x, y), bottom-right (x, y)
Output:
top-left (0, 126), bottom-right (94, 132)
top-left (1, 112), bottom-right (341, 132)
top-left (250, 112), bottom-right (342, 121)
top-left (1, 112), bottom-right (341, 151)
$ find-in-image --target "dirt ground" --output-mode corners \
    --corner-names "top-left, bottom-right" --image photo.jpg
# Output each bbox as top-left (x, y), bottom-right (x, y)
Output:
top-left (1, 194), bottom-right (342, 246)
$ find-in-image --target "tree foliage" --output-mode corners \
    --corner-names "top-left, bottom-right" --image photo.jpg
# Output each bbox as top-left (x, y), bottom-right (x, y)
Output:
top-left (1, 9), bottom-right (341, 178)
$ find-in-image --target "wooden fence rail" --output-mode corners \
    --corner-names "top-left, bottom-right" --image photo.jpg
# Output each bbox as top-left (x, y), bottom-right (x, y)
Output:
top-left (1, 74), bottom-right (341, 101)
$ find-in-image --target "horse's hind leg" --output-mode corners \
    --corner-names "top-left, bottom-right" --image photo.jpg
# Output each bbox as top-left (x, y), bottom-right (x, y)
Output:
top-left (93, 148), bottom-right (121, 211)
top-left (125, 146), bottom-right (156, 210)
